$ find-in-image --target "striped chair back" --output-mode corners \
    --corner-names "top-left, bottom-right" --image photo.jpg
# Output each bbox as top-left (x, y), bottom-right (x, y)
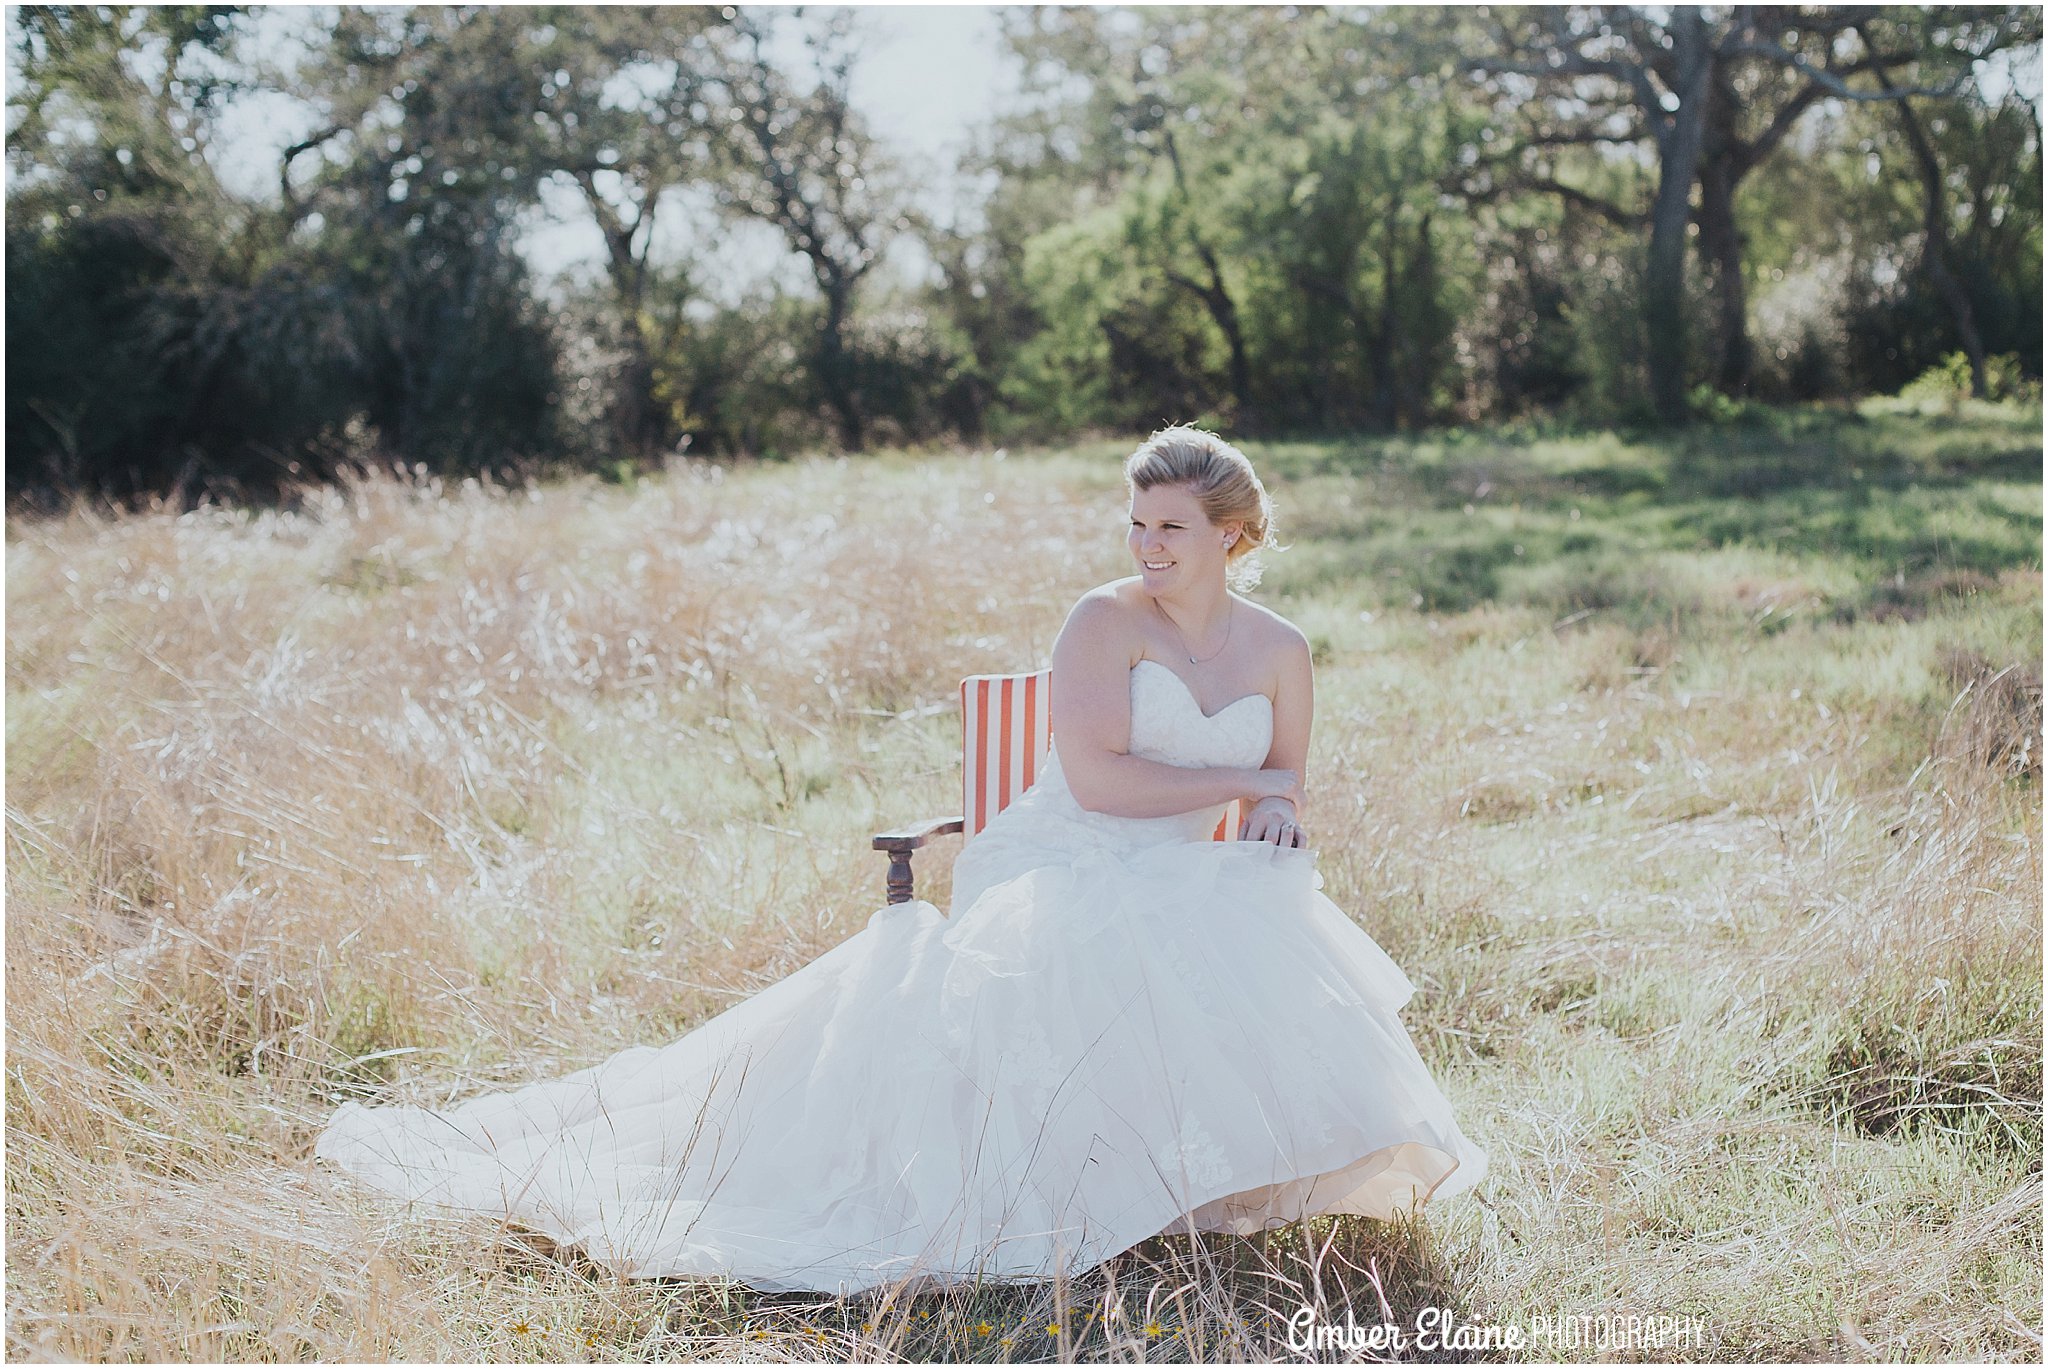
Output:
top-left (960, 670), bottom-right (1244, 842)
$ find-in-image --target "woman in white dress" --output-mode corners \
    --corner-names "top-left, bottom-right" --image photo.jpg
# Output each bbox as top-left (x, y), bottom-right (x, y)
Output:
top-left (316, 425), bottom-right (1489, 1296)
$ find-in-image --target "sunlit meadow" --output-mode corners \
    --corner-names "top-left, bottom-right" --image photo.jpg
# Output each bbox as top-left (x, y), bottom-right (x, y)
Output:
top-left (5, 398), bottom-right (2041, 1362)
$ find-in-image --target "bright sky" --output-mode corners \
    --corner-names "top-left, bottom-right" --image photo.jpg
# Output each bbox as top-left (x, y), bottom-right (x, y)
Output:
top-left (194, 2), bottom-right (1028, 302)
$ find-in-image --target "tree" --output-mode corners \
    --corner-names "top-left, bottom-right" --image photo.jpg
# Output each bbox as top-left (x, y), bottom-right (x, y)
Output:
top-left (276, 7), bottom-right (566, 469)
top-left (3, 4), bottom-right (333, 502)
top-left (516, 6), bottom-right (731, 455)
top-left (275, 6), bottom-right (733, 460)
top-left (1858, 7), bottom-right (2043, 395)
top-left (997, 6), bottom-right (1276, 426)
top-left (699, 8), bottom-right (913, 450)
top-left (990, 6), bottom-right (1476, 433)
top-left (1461, 4), bottom-right (2030, 421)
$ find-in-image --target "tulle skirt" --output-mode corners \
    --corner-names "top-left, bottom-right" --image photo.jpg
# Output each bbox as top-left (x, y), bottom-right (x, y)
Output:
top-left (316, 838), bottom-right (1488, 1295)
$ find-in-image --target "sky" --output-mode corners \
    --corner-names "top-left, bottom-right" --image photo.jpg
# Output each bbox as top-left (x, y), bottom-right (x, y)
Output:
top-left (198, 2), bottom-right (1030, 302)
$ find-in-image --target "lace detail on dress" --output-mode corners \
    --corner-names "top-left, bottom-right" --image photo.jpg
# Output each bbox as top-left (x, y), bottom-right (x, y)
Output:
top-left (1172, 1109), bottom-right (1233, 1192)
top-left (1155, 934), bottom-right (1225, 1015)
top-left (1270, 1038), bottom-right (1342, 1149)
top-left (996, 1017), bottom-right (1067, 1109)
top-left (1124, 659), bottom-right (1273, 769)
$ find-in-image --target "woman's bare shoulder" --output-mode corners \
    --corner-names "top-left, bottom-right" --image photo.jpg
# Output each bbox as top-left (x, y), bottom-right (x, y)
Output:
top-left (1228, 594), bottom-right (1310, 676)
top-left (1057, 580), bottom-right (1144, 652)
top-left (1064, 578), bottom-right (1150, 622)
top-left (1073, 573), bottom-right (1155, 618)
top-left (1235, 594), bottom-right (1311, 656)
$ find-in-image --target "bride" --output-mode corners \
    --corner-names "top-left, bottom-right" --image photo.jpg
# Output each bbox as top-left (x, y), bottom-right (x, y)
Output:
top-left (316, 425), bottom-right (1489, 1296)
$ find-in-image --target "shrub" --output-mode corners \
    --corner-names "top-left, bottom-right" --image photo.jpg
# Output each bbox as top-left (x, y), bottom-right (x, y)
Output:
top-left (1898, 351), bottom-right (2043, 409)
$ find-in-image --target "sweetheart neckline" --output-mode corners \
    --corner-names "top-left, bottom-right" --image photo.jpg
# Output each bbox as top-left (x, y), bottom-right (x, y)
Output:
top-left (1131, 658), bottom-right (1272, 722)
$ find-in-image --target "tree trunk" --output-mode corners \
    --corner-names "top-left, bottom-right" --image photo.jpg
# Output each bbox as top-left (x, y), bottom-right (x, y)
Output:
top-left (1165, 257), bottom-right (1254, 428)
top-left (1696, 76), bottom-right (1753, 396)
top-left (1644, 11), bottom-right (1713, 426)
top-left (1209, 258), bottom-right (1254, 427)
top-left (1883, 71), bottom-right (1989, 397)
top-left (816, 279), bottom-right (865, 450)
top-left (576, 171), bottom-right (670, 456)
top-left (1158, 128), bottom-right (1254, 426)
top-left (1406, 208), bottom-right (1442, 421)
top-left (614, 340), bottom-right (663, 456)
top-left (1370, 208), bottom-right (1400, 430)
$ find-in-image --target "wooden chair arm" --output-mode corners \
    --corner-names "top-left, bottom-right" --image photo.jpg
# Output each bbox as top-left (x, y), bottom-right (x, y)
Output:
top-left (871, 816), bottom-right (966, 906)
top-left (871, 815), bottom-right (966, 849)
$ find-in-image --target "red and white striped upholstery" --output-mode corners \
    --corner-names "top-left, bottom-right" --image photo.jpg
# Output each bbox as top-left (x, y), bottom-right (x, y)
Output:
top-left (960, 671), bottom-right (1053, 837)
top-left (959, 670), bottom-right (1244, 842)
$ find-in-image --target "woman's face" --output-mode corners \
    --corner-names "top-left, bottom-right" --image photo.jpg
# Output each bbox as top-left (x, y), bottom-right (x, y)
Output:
top-left (1127, 483), bottom-right (1241, 595)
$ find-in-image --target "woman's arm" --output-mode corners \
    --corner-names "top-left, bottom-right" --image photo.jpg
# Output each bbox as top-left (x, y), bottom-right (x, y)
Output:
top-left (1241, 625), bottom-right (1315, 845)
top-left (1049, 593), bottom-right (1293, 819)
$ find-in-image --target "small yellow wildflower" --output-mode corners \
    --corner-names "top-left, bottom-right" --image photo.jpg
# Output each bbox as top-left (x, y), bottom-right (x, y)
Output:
top-left (976, 1321), bottom-right (993, 1337)
top-left (1045, 1322), bottom-right (1060, 1337)
top-left (1143, 1321), bottom-right (1165, 1337)
top-left (510, 1321), bottom-right (531, 1336)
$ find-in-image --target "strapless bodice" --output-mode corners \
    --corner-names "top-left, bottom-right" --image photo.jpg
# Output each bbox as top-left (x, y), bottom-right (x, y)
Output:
top-left (946, 661), bottom-right (1274, 910)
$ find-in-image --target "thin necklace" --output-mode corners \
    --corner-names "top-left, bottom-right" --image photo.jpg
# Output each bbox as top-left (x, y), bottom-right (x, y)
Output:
top-left (1154, 596), bottom-right (1233, 665)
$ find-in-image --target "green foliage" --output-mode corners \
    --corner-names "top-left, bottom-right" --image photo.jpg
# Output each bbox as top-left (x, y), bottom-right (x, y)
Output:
top-left (4, 5), bottom-right (571, 504)
top-left (3, 4), bottom-right (2040, 499)
top-left (667, 288), bottom-right (830, 459)
top-left (1004, 199), bottom-right (1221, 433)
top-left (1687, 383), bottom-right (1766, 426)
top-left (1899, 350), bottom-right (2044, 406)
top-left (1823, 74), bottom-right (2045, 396)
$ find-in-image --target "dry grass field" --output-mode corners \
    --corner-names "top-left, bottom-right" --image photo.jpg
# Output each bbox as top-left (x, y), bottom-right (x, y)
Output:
top-left (5, 399), bottom-right (2041, 1362)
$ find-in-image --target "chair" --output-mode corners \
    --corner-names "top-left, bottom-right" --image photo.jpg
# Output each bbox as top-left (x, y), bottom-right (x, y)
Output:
top-left (871, 669), bottom-right (1247, 906)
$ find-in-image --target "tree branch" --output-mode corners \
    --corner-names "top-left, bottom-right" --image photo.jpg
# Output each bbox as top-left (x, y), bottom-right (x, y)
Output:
top-left (1520, 122), bottom-right (1651, 147)
top-left (279, 124), bottom-right (344, 216)
top-left (1463, 38), bottom-right (1669, 147)
top-left (1730, 81), bottom-right (1828, 179)
top-left (1614, 7), bottom-right (1680, 93)
top-left (1526, 176), bottom-right (1645, 227)
top-left (1459, 160), bottom-right (1646, 229)
top-left (1722, 39), bottom-right (1972, 101)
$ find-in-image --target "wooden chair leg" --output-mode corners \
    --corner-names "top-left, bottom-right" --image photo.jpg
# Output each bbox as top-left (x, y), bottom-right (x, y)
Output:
top-left (885, 848), bottom-right (916, 905)
top-left (872, 817), bottom-right (963, 908)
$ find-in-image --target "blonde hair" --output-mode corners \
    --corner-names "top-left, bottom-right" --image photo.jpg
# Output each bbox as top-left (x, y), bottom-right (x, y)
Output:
top-left (1123, 424), bottom-right (1282, 592)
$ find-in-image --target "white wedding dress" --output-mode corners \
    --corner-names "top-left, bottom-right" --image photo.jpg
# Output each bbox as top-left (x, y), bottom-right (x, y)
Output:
top-left (316, 659), bottom-right (1488, 1295)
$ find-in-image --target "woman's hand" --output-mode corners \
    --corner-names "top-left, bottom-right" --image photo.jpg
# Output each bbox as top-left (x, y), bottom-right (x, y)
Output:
top-left (1251, 767), bottom-right (1305, 815)
top-left (1240, 795), bottom-right (1308, 848)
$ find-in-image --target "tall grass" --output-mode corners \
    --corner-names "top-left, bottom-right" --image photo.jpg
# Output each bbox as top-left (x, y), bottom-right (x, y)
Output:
top-left (7, 402), bottom-right (2040, 1361)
